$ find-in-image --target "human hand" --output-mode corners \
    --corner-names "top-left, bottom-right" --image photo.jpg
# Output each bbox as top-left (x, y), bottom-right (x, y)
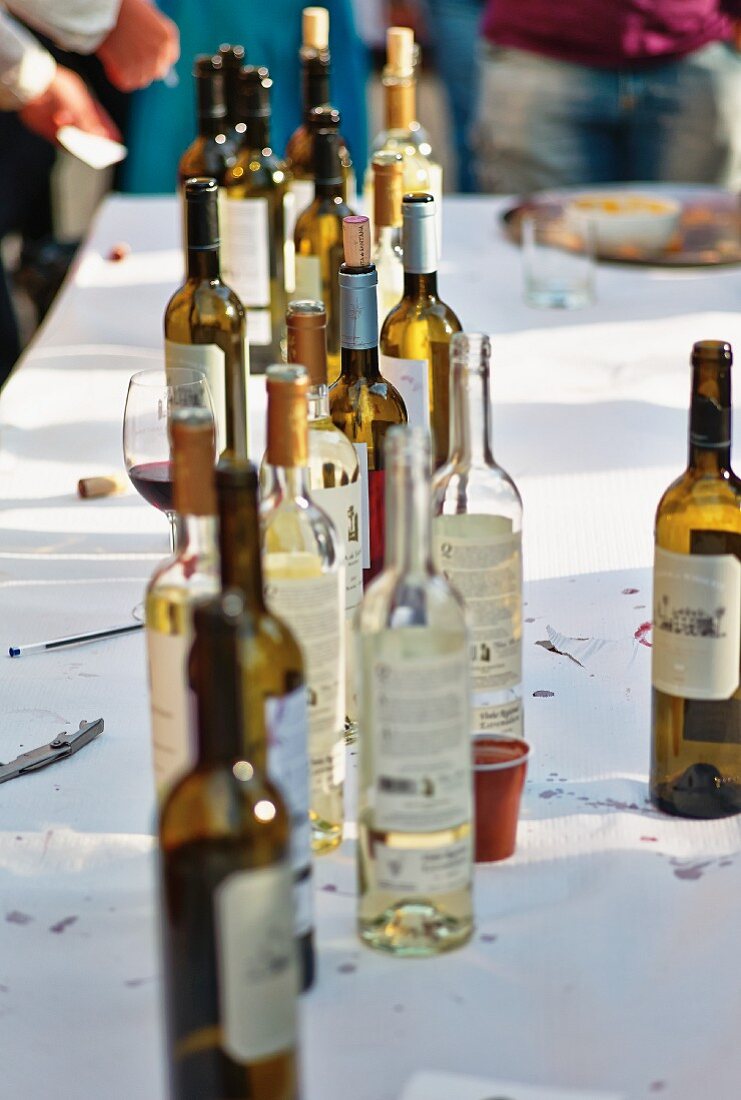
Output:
top-left (19, 66), bottom-right (121, 145)
top-left (97, 0), bottom-right (179, 92)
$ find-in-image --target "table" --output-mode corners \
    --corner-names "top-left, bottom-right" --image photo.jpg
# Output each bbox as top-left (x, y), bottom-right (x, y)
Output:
top-left (1, 195), bottom-right (740, 1100)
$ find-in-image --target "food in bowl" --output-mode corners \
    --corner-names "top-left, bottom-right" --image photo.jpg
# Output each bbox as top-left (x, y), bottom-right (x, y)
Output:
top-left (565, 192), bottom-right (681, 252)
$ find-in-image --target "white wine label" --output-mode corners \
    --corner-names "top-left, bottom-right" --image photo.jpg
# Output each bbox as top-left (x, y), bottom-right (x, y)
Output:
top-left (264, 567), bottom-right (345, 803)
top-left (434, 515), bottom-right (523, 735)
top-left (246, 308), bottom-right (272, 347)
top-left (165, 339), bottom-right (226, 454)
top-left (214, 865), bottom-right (297, 1063)
top-left (290, 178), bottom-right (315, 223)
top-left (146, 627), bottom-right (193, 795)
top-left (221, 196), bottom-right (270, 307)
top-left (375, 837), bottom-right (471, 896)
top-left (311, 480), bottom-right (363, 614)
top-left (294, 254), bottom-right (322, 301)
top-left (283, 191), bottom-right (296, 294)
top-left (311, 737), bottom-right (346, 794)
top-left (652, 545), bottom-right (741, 700)
top-left (265, 686), bottom-right (313, 933)
top-left (380, 354), bottom-right (429, 433)
top-left (474, 697), bottom-right (524, 737)
top-left (352, 442), bottom-right (372, 569)
top-left (370, 644), bottom-right (471, 832)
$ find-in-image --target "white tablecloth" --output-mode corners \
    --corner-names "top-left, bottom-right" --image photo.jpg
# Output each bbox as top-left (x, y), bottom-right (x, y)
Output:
top-left (1, 195), bottom-right (740, 1100)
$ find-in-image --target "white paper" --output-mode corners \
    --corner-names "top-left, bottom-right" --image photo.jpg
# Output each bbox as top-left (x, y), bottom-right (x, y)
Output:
top-left (401, 1072), bottom-right (622, 1100)
top-left (57, 125), bottom-right (127, 170)
top-left (380, 354), bottom-right (430, 432)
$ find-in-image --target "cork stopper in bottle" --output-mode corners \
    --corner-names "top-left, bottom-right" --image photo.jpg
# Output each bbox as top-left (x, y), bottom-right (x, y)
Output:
top-left (342, 216), bottom-right (372, 268)
top-left (386, 26), bottom-right (415, 77)
top-left (303, 7), bottom-right (329, 50)
top-left (171, 408), bottom-right (217, 517)
top-left (373, 151), bottom-right (404, 229)
top-left (266, 365), bottom-right (309, 468)
top-left (286, 300), bottom-right (328, 387)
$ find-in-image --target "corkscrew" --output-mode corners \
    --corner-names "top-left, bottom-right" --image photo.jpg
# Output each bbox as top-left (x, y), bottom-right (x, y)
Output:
top-left (0, 719), bottom-right (104, 784)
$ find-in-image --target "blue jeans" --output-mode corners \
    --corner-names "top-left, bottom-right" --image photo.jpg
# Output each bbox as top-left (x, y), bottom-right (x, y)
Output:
top-left (474, 41), bottom-right (741, 192)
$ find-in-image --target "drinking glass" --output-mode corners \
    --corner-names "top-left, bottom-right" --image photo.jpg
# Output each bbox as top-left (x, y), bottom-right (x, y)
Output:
top-left (522, 208), bottom-right (595, 309)
top-left (123, 367), bottom-right (215, 552)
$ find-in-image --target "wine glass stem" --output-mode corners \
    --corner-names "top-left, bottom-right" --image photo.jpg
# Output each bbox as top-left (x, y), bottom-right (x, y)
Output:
top-left (167, 512), bottom-right (178, 555)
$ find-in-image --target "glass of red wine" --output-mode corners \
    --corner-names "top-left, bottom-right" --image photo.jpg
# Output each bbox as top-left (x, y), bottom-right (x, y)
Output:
top-left (123, 367), bottom-right (215, 552)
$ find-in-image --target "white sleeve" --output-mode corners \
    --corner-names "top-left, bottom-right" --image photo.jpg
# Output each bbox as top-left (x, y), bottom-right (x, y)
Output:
top-left (5, 0), bottom-right (122, 54)
top-left (0, 11), bottom-right (55, 109)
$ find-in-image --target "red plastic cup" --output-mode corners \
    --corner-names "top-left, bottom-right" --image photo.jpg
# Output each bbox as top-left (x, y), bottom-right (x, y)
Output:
top-left (473, 734), bottom-right (531, 862)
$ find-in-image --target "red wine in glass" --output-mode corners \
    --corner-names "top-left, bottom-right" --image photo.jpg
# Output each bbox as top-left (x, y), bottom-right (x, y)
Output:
top-left (128, 461), bottom-right (174, 513)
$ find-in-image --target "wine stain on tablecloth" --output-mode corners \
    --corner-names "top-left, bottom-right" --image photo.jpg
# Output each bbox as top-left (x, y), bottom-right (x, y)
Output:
top-left (5, 911), bottom-right (32, 925)
top-left (532, 689), bottom-right (555, 698)
top-left (49, 916), bottom-right (77, 934)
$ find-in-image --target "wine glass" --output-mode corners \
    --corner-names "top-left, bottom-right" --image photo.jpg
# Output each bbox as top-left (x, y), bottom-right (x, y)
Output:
top-left (123, 367), bottom-right (215, 552)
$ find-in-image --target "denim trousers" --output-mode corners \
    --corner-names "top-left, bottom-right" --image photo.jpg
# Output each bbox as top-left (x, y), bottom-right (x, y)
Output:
top-left (473, 40), bottom-right (741, 192)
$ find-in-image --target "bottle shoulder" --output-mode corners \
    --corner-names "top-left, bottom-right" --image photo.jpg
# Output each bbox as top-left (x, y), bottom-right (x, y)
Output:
top-left (330, 375), bottom-right (407, 423)
top-left (380, 295), bottom-right (462, 345)
top-left (655, 467), bottom-right (741, 544)
top-left (261, 490), bottom-right (343, 565)
top-left (225, 150), bottom-right (290, 192)
top-left (160, 767), bottom-right (291, 849)
top-left (308, 419), bottom-right (360, 477)
top-left (432, 462), bottom-right (523, 519)
top-left (164, 281), bottom-right (245, 334)
top-left (358, 568), bottom-right (468, 633)
top-left (179, 136), bottom-right (238, 183)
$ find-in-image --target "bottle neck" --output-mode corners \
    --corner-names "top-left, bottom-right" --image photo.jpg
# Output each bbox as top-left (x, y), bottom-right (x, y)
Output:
top-left (688, 361), bottom-right (732, 473)
top-left (196, 74), bottom-right (227, 137)
top-left (179, 514), bottom-right (218, 559)
top-left (339, 266), bottom-right (380, 380)
top-left (245, 114), bottom-right (270, 150)
top-left (218, 487), bottom-right (266, 611)
top-left (269, 465), bottom-right (312, 502)
top-left (315, 179), bottom-right (344, 200)
top-left (302, 53), bottom-right (330, 118)
top-left (384, 75), bottom-right (416, 131)
top-left (448, 360), bottom-right (494, 466)
top-left (187, 245), bottom-right (220, 281)
top-left (403, 270), bottom-right (437, 299)
top-left (308, 384), bottom-right (330, 420)
top-left (386, 447), bottom-right (432, 573)
top-left (194, 616), bottom-right (243, 765)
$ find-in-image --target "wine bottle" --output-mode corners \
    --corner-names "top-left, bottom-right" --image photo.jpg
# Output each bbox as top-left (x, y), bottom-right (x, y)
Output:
top-left (165, 177), bottom-right (249, 459)
top-left (159, 593), bottom-right (300, 1100)
top-left (372, 150), bottom-right (404, 322)
top-left (294, 129), bottom-right (354, 383)
top-left (261, 365), bottom-right (346, 853)
top-left (286, 299), bottom-right (362, 733)
top-left (146, 409), bottom-right (219, 798)
top-left (364, 26), bottom-right (442, 247)
top-left (284, 7), bottom-right (354, 211)
top-left (329, 215), bottom-right (407, 583)
top-left (380, 192), bottom-right (461, 469)
top-left (217, 459), bottom-right (315, 990)
top-left (178, 55), bottom-right (238, 189)
top-left (223, 66), bottom-right (293, 372)
top-left (650, 339), bottom-right (741, 818)
top-left (217, 43), bottom-right (246, 132)
top-left (357, 425), bottom-right (474, 955)
top-left (432, 333), bottom-right (524, 737)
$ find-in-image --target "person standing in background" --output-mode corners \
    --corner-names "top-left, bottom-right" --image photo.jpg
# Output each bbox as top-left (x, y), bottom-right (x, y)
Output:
top-left (474, 0), bottom-right (741, 193)
top-left (421, 0), bottom-right (486, 192)
top-left (0, 0), bottom-right (179, 384)
top-left (123, 0), bottom-right (369, 193)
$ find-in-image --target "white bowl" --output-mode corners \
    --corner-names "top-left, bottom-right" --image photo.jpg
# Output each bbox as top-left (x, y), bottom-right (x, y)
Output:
top-left (565, 192), bottom-right (681, 252)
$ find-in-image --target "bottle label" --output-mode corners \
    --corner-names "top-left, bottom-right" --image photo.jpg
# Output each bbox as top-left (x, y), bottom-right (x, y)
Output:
top-left (380, 354), bottom-right (429, 433)
top-left (264, 568), bottom-right (346, 800)
top-left (295, 254), bottom-right (322, 301)
top-left (311, 480), bottom-right (363, 614)
top-left (352, 442), bottom-right (372, 570)
top-left (266, 687), bottom-right (313, 937)
top-left (214, 865), bottom-right (297, 1063)
top-left (165, 339), bottom-right (226, 454)
top-left (369, 642), bottom-right (471, 832)
top-left (374, 836), bottom-right (472, 896)
top-left (146, 626), bottom-right (193, 795)
top-left (245, 309), bottom-right (273, 347)
top-left (652, 544), bottom-right (741, 700)
top-left (311, 480), bottom-right (364, 725)
top-left (290, 178), bottom-right (315, 222)
top-left (221, 196), bottom-right (270, 307)
top-left (434, 515), bottom-right (523, 735)
top-left (283, 191), bottom-right (296, 295)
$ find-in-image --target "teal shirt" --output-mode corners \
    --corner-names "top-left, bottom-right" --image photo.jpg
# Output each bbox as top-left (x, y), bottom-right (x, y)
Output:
top-left (122, 0), bottom-right (368, 193)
